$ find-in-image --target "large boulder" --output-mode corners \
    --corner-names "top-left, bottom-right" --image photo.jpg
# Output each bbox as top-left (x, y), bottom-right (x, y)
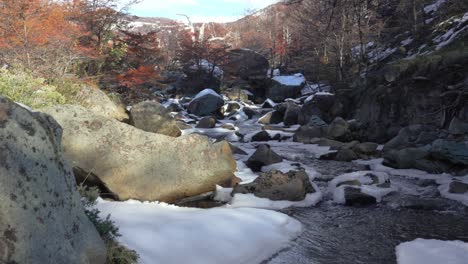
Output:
top-left (327, 117), bottom-right (349, 139)
top-left (431, 139), bottom-right (468, 165)
top-left (187, 89), bottom-right (225, 117)
top-left (258, 110), bottom-right (284, 125)
top-left (293, 125), bottom-right (326, 143)
top-left (0, 97), bottom-right (106, 263)
top-left (74, 86), bottom-right (128, 121)
top-left (246, 144), bottom-right (283, 172)
top-left (232, 170), bottom-right (316, 201)
top-left (299, 93), bottom-right (336, 124)
top-left (283, 102), bottom-right (301, 126)
top-left (224, 49), bottom-right (269, 80)
top-left (383, 146), bottom-right (446, 173)
top-left (130, 101), bottom-right (181, 137)
top-left (266, 74), bottom-right (306, 102)
top-left (223, 87), bottom-right (252, 102)
top-left (384, 125), bottom-right (441, 151)
top-left (179, 63), bottom-right (222, 95)
top-left (448, 117), bottom-right (468, 135)
top-left (41, 105), bottom-right (237, 202)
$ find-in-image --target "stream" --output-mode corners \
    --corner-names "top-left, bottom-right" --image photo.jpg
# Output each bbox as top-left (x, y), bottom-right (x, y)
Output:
top-left (187, 105), bottom-right (468, 264)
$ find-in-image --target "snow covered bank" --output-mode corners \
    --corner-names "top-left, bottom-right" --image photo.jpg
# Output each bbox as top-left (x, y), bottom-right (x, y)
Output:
top-left (396, 239), bottom-right (468, 264)
top-left (96, 199), bottom-right (302, 264)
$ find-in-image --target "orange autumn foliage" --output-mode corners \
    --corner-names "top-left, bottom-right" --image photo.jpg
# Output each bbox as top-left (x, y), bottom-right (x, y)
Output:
top-left (117, 65), bottom-right (158, 88)
top-left (0, 0), bottom-right (89, 76)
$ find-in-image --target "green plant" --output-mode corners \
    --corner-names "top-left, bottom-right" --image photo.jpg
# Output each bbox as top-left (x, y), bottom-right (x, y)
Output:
top-left (78, 184), bottom-right (139, 264)
top-left (0, 69), bottom-right (66, 108)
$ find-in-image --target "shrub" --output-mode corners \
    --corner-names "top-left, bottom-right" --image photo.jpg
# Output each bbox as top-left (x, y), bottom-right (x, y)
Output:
top-left (0, 69), bottom-right (66, 108)
top-left (78, 184), bottom-right (139, 264)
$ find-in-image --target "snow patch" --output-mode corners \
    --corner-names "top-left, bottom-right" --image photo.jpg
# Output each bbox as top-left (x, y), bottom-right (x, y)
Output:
top-left (96, 199), bottom-right (303, 264)
top-left (272, 73), bottom-right (306, 86)
top-left (192, 88), bottom-right (223, 100)
top-left (396, 239), bottom-right (468, 264)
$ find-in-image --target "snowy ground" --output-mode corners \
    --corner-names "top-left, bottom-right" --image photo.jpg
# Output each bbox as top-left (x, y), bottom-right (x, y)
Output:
top-left (396, 239), bottom-right (468, 264)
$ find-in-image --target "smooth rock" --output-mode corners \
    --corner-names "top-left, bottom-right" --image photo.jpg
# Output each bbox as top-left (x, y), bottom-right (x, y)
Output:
top-left (42, 105), bottom-right (237, 202)
top-left (130, 101), bottom-right (181, 137)
top-left (74, 86), bottom-right (128, 121)
top-left (0, 98), bottom-right (106, 264)
top-left (196, 116), bottom-right (217, 128)
top-left (232, 170), bottom-right (316, 201)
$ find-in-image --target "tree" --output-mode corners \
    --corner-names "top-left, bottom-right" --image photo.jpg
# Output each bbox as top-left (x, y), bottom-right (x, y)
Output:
top-left (70, 0), bottom-right (140, 50)
top-left (176, 25), bottom-right (229, 79)
top-left (0, 0), bottom-right (85, 77)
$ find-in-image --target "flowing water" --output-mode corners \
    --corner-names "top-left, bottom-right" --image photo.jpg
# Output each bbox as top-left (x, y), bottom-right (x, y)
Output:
top-left (269, 204), bottom-right (468, 264)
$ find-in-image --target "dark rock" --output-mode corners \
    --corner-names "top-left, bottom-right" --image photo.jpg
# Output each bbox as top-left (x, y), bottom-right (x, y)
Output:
top-left (293, 125), bottom-right (326, 143)
top-left (448, 181), bottom-right (468, 194)
top-left (416, 179), bottom-right (438, 187)
top-left (246, 144), bottom-right (283, 172)
top-left (251, 131), bottom-right (271, 142)
top-left (243, 107), bottom-right (257, 119)
top-left (266, 77), bottom-right (305, 102)
top-left (344, 187), bottom-right (377, 206)
top-left (187, 89), bottom-right (225, 116)
top-left (232, 170), bottom-right (316, 201)
top-left (299, 93), bottom-right (336, 124)
top-left (258, 110), bottom-right (284, 125)
top-left (224, 49), bottom-right (269, 81)
top-left (228, 143), bottom-right (248, 155)
top-left (384, 125), bottom-right (440, 151)
top-left (383, 146), bottom-right (434, 171)
top-left (196, 116), bottom-right (217, 128)
top-left (448, 117), bottom-right (468, 135)
top-left (308, 115), bottom-right (328, 127)
top-left (283, 102), bottom-right (301, 126)
top-left (431, 139), bottom-right (468, 165)
top-left (335, 149), bottom-right (359, 162)
top-left (353, 142), bottom-right (379, 155)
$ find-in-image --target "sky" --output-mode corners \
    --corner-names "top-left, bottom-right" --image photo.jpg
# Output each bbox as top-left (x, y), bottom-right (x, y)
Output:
top-left (129, 0), bottom-right (280, 23)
